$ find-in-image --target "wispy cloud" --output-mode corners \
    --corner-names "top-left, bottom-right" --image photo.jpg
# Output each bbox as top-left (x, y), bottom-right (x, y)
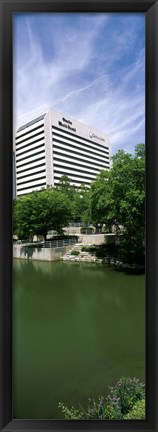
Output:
top-left (13, 12), bottom-right (145, 154)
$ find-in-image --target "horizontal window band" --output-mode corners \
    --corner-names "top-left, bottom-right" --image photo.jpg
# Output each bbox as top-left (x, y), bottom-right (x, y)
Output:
top-left (15, 136), bottom-right (45, 150)
top-left (17, 163), bottom-right (45, 174)
top-left (53, 143), bottom-right (108, 164)
top-left (53, 163), bottom-right (101, 176)
top-left (54, 171), bottom-right (96, 181)
top-left (54, 150), bottom-right (106, 165)
top-left (54, 173), bottom-right (94, 181)
top-left (17, 182), bottom-right (46, 191)
top-left (53, 161), bottom-right (107, 175)
top-left (53, 151), bottom-right (109, 169)
top-left (16, 150), bottom-right (45, 163)
top-left (54, 178), bottom-right (90, 186)
top-left (52, 125), bottom-right (109, 150)
top-left (53, 156), bottom-right (109, 171)
top-left (17, 175), bottom-right (46, 186)
top-left (17, 169), bottom-right (46, 180)
top-left (53, 139), bottom-right (109, 161)
top-left (16, 124), bottom-right (44, 141)
top-left (16, 129), bottom-right (44, 145)
top-left (16, 143), bottom-right (45, 158)
top-left (16, 157), bottom-right (45, 169)
top-left (52, 133), bottom-right (109, 156)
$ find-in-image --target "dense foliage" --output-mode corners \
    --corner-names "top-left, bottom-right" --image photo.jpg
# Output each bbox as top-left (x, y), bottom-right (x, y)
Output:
top-left (124, 398), bottom-right (145, 420)
top-left (13, 187), bottom-right (72, 241)
top-left (90, 144), bottom-right (145, 265)
top-left (105, 376), bottom-right (145, 418)
top-left (57, 176), bottom-right (91, 223)
top-left (58, 377), bottom-right (145, 420)
top-left (13, 144), bottom-right (145, 264)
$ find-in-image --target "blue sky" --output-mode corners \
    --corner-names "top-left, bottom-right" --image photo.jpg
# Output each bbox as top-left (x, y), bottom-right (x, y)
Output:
top-left (13, 13), bottom-right (145, 154)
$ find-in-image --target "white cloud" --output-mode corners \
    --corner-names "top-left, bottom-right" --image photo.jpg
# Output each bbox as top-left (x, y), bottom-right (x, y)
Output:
top-left (13, 13), bottom-right (145, 155)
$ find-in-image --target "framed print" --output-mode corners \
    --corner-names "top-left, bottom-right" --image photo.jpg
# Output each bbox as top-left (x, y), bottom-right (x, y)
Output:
top-left (0, 0), bottom-right (158, 431)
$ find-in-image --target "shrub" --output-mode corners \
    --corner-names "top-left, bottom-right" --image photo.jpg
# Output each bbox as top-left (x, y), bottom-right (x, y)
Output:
top-left (95, 243), bottom-right (119, 260)
top-left (58, 377), bottom-right (145, 420)
top-left (81, 246), bottom-right (93, 253)
top-left (124, 398), bottom-right (145, 419)
top-left (85, 396), bottom-right (122, 420)
top-left (58, 402), bottom-right (84, 420)
top-left (104, 403), bottom-right (122, 420)
top-left (70, 250), bottom-right (80, 256)
top-left (84, 396), bottom-right (106, 420)
top-left (59, 396), bottom-right (107, 420)
top-left (106, 377), bottom-right (145, 417)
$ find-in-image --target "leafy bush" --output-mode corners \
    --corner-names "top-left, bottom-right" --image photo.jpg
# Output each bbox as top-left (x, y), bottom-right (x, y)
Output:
top-left (59, 397), bottom-right (107, 420)
top-left (70, 250), bottom-right (80, 256)
top-left (84, 396), bottom-right (106, 420)
top-left (106, 377), bottom-right (145, 417)
top-left (58, 377), bottom-right (145, 420)
top-left (124, 398), bottom-right (145, 419)
top-left (81, 246), bottom-right (94, 253)
top-left (85, 395), bottom-right (122, 420)
top-left (104, 403), bottom-right (122, 420)
top-left (95, 243), bottom-right (119, 260)
top-left (58, 402), bottom-right (84, 420)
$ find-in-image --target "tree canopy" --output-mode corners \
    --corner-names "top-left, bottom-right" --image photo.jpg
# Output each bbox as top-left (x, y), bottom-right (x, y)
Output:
top-left (13, 187), bottom-right (72, 240)
top-left (90, 144), bottom-right (145, 264)
top-left (13, 144), bottom-right (145, 264)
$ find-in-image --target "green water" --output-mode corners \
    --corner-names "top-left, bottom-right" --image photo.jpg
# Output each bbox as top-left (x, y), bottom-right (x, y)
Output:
top-left (12, 259), bottom-right (145, 419)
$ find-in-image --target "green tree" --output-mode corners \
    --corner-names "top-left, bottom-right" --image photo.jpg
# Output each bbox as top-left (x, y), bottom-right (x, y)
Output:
top-left (58, 177), bottom-right (91, 225)
top-left (90, 144), bottom-right (145, 264)
top-left (13, 188), bottom-right (72, 241)
top-left (13, 194), bottom-right (35, 240)
top-left (73, 184), bottom-right (91, 224)
top-left (57, 175), bottom-right (76, 201)
top-left (90, 169), bottom-right (112, 230)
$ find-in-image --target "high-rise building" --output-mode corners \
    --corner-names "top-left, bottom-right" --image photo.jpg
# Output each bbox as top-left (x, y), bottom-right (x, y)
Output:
top-left (15, 109), bottom-right (111, 196)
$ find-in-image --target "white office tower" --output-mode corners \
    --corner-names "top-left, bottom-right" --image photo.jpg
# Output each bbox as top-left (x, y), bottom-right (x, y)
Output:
top-left (15, 109), bottom-right (111, 196)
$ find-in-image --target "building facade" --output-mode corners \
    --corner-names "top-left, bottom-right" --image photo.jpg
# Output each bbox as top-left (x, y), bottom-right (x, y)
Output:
top-left (15, 109), bottom-right (111, 196)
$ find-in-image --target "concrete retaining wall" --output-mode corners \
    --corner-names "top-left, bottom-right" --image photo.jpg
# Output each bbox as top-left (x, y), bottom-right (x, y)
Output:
top-left (63, 226), bottom-right (81, 235)
top-left (79, 234), bottom-right (104, 245)
top-left (13, 244), bottom-right (72, 262)
top-left (78, 233), bottom-right (116, 245)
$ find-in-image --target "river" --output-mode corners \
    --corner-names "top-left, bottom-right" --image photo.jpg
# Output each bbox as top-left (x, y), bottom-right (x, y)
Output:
top-left (12, 259), bottom-right (145, 419)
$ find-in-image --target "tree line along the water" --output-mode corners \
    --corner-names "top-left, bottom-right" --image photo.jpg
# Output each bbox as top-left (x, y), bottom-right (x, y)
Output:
top-left (13, 143), bottom-right (145, 266)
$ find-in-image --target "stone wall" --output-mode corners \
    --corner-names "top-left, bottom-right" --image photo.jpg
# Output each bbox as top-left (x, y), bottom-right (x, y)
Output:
top-left (13, 244), bottom-right (72, 262)
top-left (63, 226), bottom-right (81, 235)
top-left (78, 233), bottom-right (116, 245)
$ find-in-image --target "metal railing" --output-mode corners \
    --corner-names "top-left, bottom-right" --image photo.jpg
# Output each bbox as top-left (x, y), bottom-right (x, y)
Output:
top-left (80, 229), bottom-right (103, 235)
top-left (41, 237), bottom-right (78, 249)
top-left (68, 222), bottom-right (84, 227)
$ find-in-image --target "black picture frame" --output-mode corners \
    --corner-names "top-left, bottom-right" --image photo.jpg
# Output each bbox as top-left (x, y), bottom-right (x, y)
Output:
top-left (0, 1), bottom-right (158, 431)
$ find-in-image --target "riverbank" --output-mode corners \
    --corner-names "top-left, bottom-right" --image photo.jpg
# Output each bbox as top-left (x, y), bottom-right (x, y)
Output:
top-left (62, 243), bottom-right (145, 273)
top-left (12, 234), bottom-right (110, 262)
top-left (13, 241), bottom-right (145, 273)
top-left (13, 243), bottom-right (73, 261)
